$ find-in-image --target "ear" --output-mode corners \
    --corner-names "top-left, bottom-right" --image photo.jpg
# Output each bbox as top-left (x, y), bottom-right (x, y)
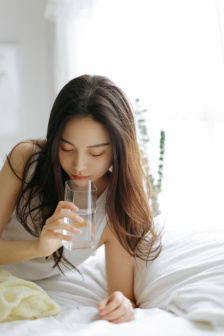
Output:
top-left (109, 165), bottom-right (113, 172)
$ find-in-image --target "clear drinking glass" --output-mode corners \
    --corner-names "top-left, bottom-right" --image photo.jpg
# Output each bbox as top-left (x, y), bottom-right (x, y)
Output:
top-left (62, 179), bottom-right (97, 250)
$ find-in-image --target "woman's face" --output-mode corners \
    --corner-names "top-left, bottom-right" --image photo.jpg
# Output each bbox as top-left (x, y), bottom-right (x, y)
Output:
top-left (59, 116), bottom-right (113, 191)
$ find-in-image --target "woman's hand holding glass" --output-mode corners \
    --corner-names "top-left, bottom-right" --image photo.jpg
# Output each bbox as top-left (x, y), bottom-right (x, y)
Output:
top-left (38, 201), bottom-right (83, 257)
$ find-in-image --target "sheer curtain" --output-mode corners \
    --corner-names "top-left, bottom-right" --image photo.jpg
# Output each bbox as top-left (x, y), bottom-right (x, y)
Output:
top-left (45, 0), bottom-right (97, 93)
top-left (45, 0), bottom-right (224, 230)
top-left (45, 0), bottom-right (224, 120)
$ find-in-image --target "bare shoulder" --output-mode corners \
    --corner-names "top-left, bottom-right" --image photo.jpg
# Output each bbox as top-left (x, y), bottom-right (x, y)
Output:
top-left (7, 141), bottom-right (34, 177)
top-left (0, 141), bottom-right (35, 233)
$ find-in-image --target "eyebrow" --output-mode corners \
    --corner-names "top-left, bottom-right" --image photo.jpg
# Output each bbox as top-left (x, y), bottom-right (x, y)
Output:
top-left (61, 138), bottom-right (110, 148)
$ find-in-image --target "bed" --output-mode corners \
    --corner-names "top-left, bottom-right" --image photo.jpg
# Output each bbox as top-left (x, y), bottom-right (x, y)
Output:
top-left (0, 222), bottom-right (224, 336)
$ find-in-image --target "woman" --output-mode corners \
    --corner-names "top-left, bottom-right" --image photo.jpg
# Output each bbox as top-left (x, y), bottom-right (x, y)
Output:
top-left (0, 75), bottom-right (161, 323)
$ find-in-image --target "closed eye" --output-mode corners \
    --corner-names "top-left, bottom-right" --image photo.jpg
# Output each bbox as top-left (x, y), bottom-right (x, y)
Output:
top-left (61, 147), bottom-right (72, 152)
top-left (60, 146), bottom-right (103, 156)
top-left (91, 153), bottom-right (103, 157)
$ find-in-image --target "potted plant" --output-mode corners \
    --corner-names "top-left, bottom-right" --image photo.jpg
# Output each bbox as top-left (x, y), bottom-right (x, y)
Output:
top-left (134, 99), bottom-right (166, 217)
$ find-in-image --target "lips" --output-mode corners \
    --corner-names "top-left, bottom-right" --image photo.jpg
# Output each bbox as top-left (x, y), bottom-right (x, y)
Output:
top-left (72, 175), bottom-right (90, 180)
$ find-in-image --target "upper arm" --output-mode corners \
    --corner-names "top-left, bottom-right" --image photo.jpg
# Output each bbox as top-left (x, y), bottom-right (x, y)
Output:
top-left (102, 223), bottom-right (135, 302)
top-left (0, 142), bottom-right (34, 237)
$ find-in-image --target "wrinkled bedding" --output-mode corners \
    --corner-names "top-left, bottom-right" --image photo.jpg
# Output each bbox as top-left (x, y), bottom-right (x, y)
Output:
top-left (135, 230), bottom-right (224, 328)
top-left (0, 229), bottom-right (224, 336)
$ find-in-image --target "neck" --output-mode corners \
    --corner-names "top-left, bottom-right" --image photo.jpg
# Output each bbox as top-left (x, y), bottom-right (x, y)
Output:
top-left (96, 171), bottom-right (111, 198)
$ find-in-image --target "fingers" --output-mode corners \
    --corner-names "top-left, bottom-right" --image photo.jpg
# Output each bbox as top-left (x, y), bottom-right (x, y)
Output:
top-left (98, 297), bottom-right (110, 312)
top-left (41, 229), bottom-right (75, 242)
top-left (56, 201), bottom-right (79, 212)
top-left (98, 292), bottom-right (135, 323)
top-left (44, 220), bottom-right (83, 235)
top-left (107, 309), bottom-right (135, 324)
top-left (40, 201), bottom-right (85, 247)
top-left (49, 208), bottom-right (84, 224)
top-left (98, 292), bottom-right (123, 315)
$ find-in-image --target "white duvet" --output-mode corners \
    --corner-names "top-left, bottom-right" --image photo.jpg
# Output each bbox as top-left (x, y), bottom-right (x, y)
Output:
top-left (135, 230), bottom-right (224, 328)
top-left (0, 229), bottom-right (224, 336)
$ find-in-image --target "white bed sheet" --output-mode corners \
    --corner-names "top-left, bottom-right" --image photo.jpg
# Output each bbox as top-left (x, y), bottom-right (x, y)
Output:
top-left (1, 307), bottom-right (223, 336)
top-left (0, 230), bottom-right (224, 336)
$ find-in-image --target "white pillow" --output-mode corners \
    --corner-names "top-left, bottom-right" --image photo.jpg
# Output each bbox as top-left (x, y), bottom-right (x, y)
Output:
top-left (134, 230), bottom-right (224, 328)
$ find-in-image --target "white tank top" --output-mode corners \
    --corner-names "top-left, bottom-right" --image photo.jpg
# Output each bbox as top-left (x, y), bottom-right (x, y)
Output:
top-left (0, 147), bottom-right (108, 280)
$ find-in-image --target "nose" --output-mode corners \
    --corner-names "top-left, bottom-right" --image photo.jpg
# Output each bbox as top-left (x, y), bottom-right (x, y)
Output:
top-left (72, 151), bottom-right (87, 172)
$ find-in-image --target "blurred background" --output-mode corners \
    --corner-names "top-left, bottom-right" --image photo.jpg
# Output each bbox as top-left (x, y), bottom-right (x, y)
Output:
top-left (0, 0), bottom-right (224, 231)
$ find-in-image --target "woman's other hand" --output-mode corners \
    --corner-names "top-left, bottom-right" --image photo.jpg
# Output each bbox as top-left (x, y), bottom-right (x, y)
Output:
top-left (98, 291), bottom-right (135, 323)
top-left (38, 201), bottom-right (83, 257)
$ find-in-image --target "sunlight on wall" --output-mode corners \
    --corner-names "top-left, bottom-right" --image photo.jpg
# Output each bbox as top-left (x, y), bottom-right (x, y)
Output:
top-left (158, 121), bottom-right (224, 232)
top-left (66, 0), bottom-right (224, 121)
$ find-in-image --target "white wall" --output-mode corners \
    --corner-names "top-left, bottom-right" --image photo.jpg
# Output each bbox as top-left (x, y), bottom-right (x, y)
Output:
top-left (0, 0), bottom-right (54, 166)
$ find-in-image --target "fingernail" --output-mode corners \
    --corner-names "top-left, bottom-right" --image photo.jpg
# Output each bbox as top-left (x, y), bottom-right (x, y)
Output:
top-left (77, 216), bottom-right (84, 223)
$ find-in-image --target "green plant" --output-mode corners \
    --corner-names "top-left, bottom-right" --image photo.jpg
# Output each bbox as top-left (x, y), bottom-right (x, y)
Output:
top-left (134, 99), bottom-right (166, 215)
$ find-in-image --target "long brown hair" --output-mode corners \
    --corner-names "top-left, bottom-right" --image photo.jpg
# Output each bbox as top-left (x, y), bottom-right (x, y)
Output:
top-left (8, 75), bottom-right (161, 271)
